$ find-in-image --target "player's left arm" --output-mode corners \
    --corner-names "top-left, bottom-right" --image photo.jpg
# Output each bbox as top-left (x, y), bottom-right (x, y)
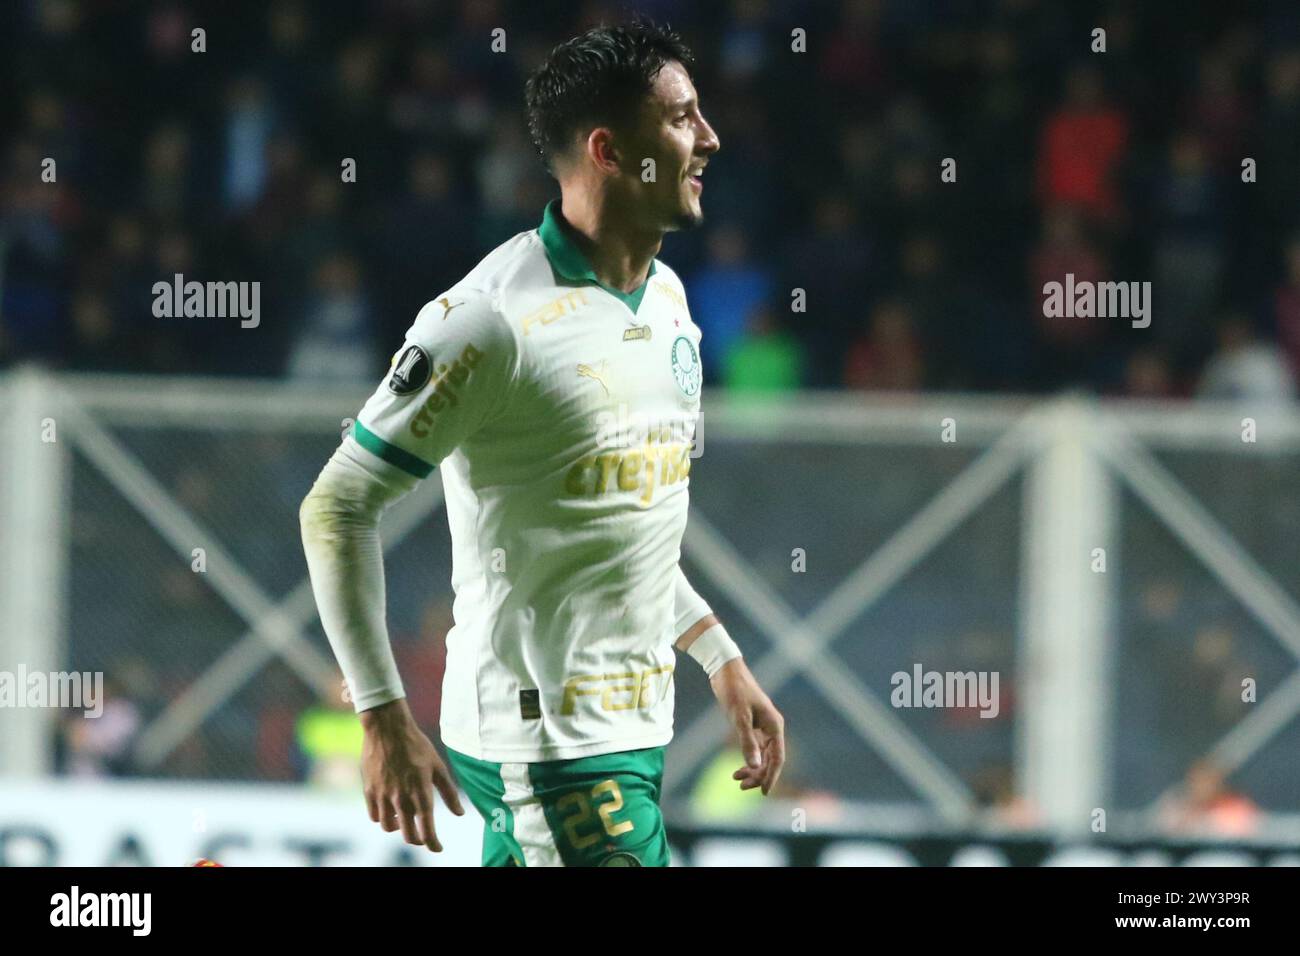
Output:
top-left (673, 567), bottom-right (786, 795)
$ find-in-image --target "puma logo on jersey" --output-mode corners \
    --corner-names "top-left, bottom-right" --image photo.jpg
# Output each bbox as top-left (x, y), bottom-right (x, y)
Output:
top-left (438, 297), bottom-right (464, 320)
top-left (577, 361), bottom-right (610, 396)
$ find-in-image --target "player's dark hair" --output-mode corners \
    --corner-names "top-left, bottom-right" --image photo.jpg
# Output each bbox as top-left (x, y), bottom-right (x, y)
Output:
top-left (525, 20), bottom-right (695, 173)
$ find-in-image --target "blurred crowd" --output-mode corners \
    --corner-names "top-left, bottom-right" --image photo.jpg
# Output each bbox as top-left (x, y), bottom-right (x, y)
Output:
top-left (6, 0), bottom-right (1300, 397)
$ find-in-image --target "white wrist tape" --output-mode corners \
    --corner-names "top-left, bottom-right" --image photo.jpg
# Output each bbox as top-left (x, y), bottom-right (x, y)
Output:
top-left (686, 622), bottom-right (742, 678)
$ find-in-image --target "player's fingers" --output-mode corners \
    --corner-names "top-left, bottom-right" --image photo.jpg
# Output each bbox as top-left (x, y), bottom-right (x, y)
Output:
top-left (762, 734), bottom-right (786, 796)
top-left (432, 765), bottom-right (466, 816)
top-left (759, 744), bottom-right (777, 794)
top-left (378, 793), bottom-right (401, 832)
top-left (734, 714), bottom-right (762, 769)
top-left (755, 708), bottom-right (785, 794)
top-left (413, 790), bottom-right (441, 852)
top-left (364, 789), bottom-right (381, 824)
top-left (733, 765), bottom-right (762, 789)
top-left (395, 794), bottom-right (422, 846)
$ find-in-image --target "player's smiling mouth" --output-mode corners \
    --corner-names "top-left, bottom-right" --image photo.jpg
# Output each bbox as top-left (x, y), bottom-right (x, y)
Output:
top-left (686, 161), bottom-right (706, 192)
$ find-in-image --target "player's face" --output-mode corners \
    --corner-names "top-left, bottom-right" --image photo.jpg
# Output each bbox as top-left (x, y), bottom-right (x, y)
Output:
top-left (621, 61), bottom-right (720, 231)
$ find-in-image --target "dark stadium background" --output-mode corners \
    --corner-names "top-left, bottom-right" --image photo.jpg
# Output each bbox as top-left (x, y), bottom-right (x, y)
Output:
top-left (3, 0), bottom-right (1300, 865)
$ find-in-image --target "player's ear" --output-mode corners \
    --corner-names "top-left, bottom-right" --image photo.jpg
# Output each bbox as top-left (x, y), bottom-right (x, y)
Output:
top-left (586, 127), bottom-right (621, 173)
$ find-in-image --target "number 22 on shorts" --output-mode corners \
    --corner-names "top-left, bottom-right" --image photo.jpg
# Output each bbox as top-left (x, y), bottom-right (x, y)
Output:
top-left (555, 779), bottom-right (635, 849)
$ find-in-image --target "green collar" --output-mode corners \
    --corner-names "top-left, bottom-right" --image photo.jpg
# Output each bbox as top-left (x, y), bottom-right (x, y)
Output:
top-left (538, 199), bottom-right (657, 313)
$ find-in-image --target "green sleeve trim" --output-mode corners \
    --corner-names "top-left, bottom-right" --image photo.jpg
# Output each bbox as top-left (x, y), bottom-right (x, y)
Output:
top-left (353, 420), bottom-right (435, 479)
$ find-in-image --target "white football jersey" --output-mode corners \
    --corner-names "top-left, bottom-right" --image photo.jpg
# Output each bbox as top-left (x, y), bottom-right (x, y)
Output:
top-left (352, 202), bottom-right (704, 762)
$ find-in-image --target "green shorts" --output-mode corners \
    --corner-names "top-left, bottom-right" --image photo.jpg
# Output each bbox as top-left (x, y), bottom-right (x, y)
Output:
top-left (445, 745), bottom-right (670, 867)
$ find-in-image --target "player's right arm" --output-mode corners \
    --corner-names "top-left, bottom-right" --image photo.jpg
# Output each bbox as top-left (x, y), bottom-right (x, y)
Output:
top-left (299, 289), bottom-right (517, 851)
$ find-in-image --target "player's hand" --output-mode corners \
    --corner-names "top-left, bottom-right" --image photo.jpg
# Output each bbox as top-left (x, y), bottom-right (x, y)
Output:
top-left (709, 658), bottom-right (785, 795)
top-left (359, 698), bottom-right (465, 851)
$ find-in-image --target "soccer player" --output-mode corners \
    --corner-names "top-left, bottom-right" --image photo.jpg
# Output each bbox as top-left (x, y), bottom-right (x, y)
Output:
top-left (300, 20), bottom-right (785, 867)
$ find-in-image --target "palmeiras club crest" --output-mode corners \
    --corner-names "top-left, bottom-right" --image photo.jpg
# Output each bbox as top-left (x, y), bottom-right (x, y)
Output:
top-left (671, 335), bottom-right (701, 397)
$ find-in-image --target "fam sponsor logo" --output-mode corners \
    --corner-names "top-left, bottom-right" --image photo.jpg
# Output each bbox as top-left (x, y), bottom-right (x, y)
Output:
top-left (561, 665), bottom-right (675, 715)
top-left (151, 273), bottom-right (260, 328)
top-left (521, 290), bottom-right (590, 336)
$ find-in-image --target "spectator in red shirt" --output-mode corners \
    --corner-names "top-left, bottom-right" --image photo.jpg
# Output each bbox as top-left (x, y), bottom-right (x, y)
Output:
top-left (1036, 64), bottom-right (1130, 225)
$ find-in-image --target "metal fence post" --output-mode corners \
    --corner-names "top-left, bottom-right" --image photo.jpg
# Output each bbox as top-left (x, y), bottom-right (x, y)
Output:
top-left (1017, 398), bottom-right (1117, 833)
top-left (0, 368), bottom-right (69, 776)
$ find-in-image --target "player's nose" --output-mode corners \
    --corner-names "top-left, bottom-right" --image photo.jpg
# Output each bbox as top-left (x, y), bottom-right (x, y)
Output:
top-left (696, 116), bottom-right (720, 156)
